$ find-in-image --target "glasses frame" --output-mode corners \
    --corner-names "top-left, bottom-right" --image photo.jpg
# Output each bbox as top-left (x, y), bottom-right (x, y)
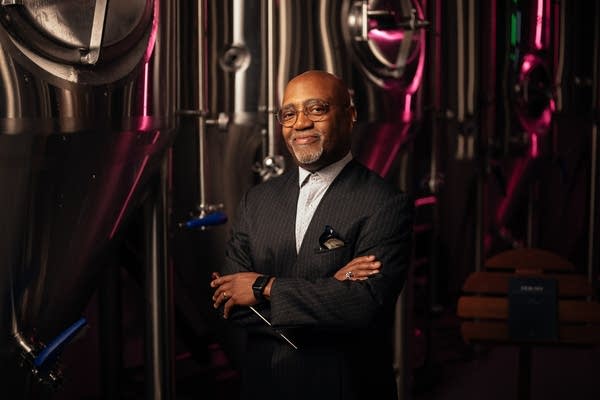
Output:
top-left (276, 100), bottom-right (349, 127)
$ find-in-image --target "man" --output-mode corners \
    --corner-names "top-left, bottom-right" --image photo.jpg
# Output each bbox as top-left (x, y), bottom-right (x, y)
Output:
top-left (210, 70), bottom-right (411, 399)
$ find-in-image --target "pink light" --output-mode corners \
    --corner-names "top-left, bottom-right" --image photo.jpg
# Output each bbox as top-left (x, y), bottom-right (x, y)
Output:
top-left (360, 3), bottom-right (425, 178)
top-left (109, 131), bottom-right (161, 239)
top-left (109, 155), bottom-right (149, 239)
top-left (143, 0), bottom-right (160, 62)
top-left (496, 158), bottom-right (528, 225)
top-left (137, 0), bottom-right (159, 131)
top-left (521, 59), bottom-right (532, 75)
top-left (143, 62), bottom-right (149, 116)
top-left (534, 0), bottom-right (544, 50)
top-left (415, 196), bottom-right (437, 207)
top-left (367, 28), bottom-right (405, 42)
top-left (406, 28), bottom-right (426, 94)
top-left (402, 94), bottom-right (412, 123)
top-left (137, 62), bottom-right (153, 131)
top-left (379, 123), bottom-right (411, 177)
top-left (530, 132), bottom-right (539, 158)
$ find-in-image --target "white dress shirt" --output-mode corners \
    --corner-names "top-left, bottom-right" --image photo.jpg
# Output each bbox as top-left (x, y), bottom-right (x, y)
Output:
top-left (295, 152), bottom-right (352, 252)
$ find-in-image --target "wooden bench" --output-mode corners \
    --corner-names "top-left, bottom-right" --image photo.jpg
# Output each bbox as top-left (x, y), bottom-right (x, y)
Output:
top-left (457, 248), bottom-right (600, 400)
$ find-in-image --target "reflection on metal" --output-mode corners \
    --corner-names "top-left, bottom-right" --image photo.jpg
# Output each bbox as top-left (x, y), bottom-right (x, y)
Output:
top-left (494, 0), bottom-right (559, 249)
top-left (514, 53), bottom-right (554, 142)
top-left (145, 156), bottom-right (174, 400)
top-left (553, 0), bottom-right (565, 112)
top-left (454, 0), bottom-right (477, 161)
top-left (82, 0), bottom-right (108, 64)
top-left (346, 0), bottom-right (428, 85)
top-left (342, 0), bottom-right (426, 176)
top-left (0, 0), bottom-right (152, 83)
top-left (256, 0), bottom-right (285, 181)
top-left (0, 0), bottom-right (177, 396)
top-left (179, 0), bottom-right (228, 230)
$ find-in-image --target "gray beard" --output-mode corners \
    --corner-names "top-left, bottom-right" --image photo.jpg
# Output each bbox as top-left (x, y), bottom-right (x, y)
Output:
top-left (293, 144), bottom-right (323, 165)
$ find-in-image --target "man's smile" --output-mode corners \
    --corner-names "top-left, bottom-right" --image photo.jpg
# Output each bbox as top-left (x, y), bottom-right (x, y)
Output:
top-left (291, 133), bottom-right (322, 146)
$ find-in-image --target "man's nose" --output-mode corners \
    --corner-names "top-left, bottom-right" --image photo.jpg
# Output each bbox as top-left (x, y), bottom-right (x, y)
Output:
top-left (293, 111), bottom-right (314, 129)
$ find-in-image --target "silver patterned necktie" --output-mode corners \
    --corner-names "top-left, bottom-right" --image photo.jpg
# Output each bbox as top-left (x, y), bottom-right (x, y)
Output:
top-left (295, 173), bottom-right (323, 252)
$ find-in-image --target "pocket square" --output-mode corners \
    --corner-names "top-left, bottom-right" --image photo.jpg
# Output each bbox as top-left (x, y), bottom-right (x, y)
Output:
top-left (319, 225), bottom-right (345, 250)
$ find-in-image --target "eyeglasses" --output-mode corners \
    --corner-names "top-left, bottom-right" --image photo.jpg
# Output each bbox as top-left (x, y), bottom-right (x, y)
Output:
top-left (276, 99), bottom-right (346, 127)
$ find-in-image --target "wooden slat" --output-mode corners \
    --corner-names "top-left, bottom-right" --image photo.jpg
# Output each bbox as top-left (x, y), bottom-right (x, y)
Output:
top-left (457, 296), bottom-right (506, 319)
top-left (484, 248), bottom-right (574, 271)
top-left (457, 297), bottom-right (600, 323)
top-left (462, 271), bottom-right (593, 297)
top-left (461, 321), bottom-right (600, 345)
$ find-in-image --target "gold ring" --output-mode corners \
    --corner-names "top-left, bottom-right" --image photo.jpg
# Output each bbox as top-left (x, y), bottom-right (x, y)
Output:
top-left (222, 292), bottom-right (228, 298)
top-left (345, 271), bottom-right (353, 280)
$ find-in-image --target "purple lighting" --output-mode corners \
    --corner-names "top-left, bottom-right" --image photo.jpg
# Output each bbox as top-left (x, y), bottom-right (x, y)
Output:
top-left (530, 132), bottom-right (539, 158)
top-left (109, 131), bottom-right (162, 239)
top-left (367, 28), bottom-right (405, 42)
top-left (360, 3), bottom-right (426, 178)
top-left (534, 0), bottom-right (544, 50)
top-left (415, 196), bottom-right (437, 207)
top-left (521, 58), bottom-right (532, 75)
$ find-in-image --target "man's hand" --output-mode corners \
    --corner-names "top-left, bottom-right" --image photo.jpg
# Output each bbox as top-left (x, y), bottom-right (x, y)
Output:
top-left (334, 255), bottom-right (381, 281)
top-left (210, 272), bottom-right (261, 318)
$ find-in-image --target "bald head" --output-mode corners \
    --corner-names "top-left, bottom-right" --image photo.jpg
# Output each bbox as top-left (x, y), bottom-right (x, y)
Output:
top-left (283, 70), bottom-right (353, 109)
top-left (280, 70), bottom-right (357, 171)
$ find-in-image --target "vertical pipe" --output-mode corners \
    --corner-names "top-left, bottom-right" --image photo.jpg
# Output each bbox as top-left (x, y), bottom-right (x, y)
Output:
top-left (197, 0), bottom-right (208, 209)
top-left (477, 0), bottom-right (496, 273)
top-left (588, 125), bottom-right (597, 284)
top-left (99, 260), bottom-right (122, 400)
top-left (144, 155), bottom-right (174, 400)
top-left (589, 1), bottom-right (600, 285)
top-left (456, 0), bottom-right (465, 124)
top-left (266, 0), bottom-right (276, 156)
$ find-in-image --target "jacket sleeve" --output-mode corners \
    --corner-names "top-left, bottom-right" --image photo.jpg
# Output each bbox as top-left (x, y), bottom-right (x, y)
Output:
top-left (218, 192), bottom-right (269, 325)
top-left (269, 193), bottom-right (412, 330)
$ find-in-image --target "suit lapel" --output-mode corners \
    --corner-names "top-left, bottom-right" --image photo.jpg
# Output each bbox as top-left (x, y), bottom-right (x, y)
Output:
top-left (297, 160), bottom-right (357, 256)
top-left (272, 168), bottom-right (301, 277)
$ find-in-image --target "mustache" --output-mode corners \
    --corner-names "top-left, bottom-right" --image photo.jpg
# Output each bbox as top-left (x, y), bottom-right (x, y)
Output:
top-left (289, 131), bottom-right (323, 141)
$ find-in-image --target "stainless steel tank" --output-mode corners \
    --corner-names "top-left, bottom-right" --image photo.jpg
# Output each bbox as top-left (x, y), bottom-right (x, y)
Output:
top-left (0, 0), bottom-right (177, 392)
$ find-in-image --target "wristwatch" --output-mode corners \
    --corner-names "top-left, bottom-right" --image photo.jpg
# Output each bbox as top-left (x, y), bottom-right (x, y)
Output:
top-left (252, 275), bottom-right (271, 301)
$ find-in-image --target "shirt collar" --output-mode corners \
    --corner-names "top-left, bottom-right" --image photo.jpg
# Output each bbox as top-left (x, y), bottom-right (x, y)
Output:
top-left (298, 152), bottom-right (353, 188)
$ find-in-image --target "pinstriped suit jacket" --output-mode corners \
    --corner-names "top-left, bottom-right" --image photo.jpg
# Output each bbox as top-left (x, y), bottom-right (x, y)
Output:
top-left (222, 159), bottom-right (412, 400)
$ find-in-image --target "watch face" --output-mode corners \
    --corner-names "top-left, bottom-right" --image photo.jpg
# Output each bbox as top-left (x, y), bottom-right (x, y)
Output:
top-left (253, 275), bottom-right (270, 300)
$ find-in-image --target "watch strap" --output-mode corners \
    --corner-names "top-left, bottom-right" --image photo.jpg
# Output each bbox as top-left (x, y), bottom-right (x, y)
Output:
top-left (252, 275), bottom-right (271, 301)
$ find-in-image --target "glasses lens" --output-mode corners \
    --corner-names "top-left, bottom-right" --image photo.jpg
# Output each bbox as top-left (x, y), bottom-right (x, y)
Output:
top-left (276, 100), bottom-right (331, 126)
top-left (277, 108), bottom-right (297, 126)
top-left (305, 101), bottom-right (329, 120)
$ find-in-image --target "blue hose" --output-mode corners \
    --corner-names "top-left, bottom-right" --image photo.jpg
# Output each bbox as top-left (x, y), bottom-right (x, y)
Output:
top-left (183, 211), bottom-right (228, 229)
top-left (34, 317), bottom-right (87, 368)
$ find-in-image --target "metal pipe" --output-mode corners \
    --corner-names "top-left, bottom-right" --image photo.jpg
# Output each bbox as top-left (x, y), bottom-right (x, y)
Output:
top-left (144, 155), bottom-right (174, 400)
top-left (590, 1), bottom-right (600, 285)
top-left (588, 124), bottom-right (597, 285)
top-left (456, 0), bottom-right (465, 124)
top-left (99, 260), bottom-right (122, 400)
top-left (393, 285), bottom-right (409, 400)
top-left (267, 0), bottom-right (276, 156)
top-left (197, 0), bottom-right (208, 210)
